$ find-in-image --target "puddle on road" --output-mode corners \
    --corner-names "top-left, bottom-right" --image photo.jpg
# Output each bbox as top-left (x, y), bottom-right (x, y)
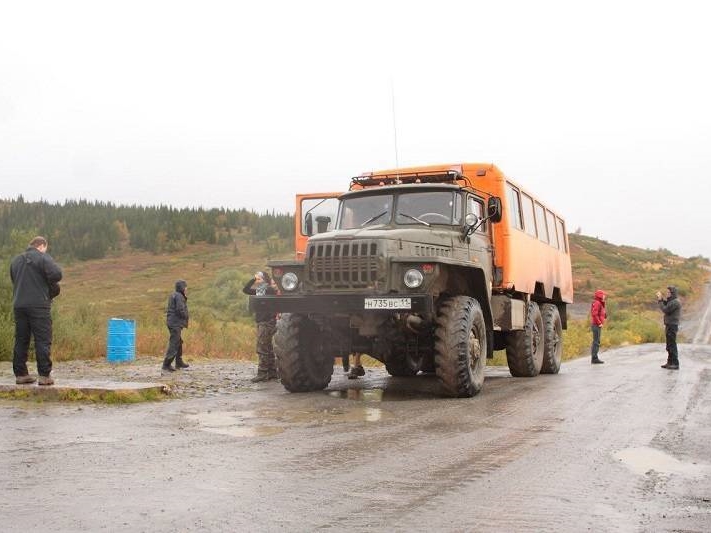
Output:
top-left (186, 405), bottom-right (390, 438)
top-left (326, 387), bottom-right (437, 402)
top-left (186, 411), bottom-right (285, 438)
top-left (328, 389), bottom-right (386, 402)
top-left (614, 446), bottom-right (710, 477)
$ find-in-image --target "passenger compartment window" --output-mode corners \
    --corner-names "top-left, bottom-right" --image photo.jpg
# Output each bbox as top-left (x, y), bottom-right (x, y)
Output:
top-left (546, 210), bottom-right (559, 249)
top-left (556, 218), bottom-right (568, 252)
top-left (534, 202), bottom-right (549, 243)
top-left (505, 183), bottom-right (523, 230)
top-left (521, 193), bottom-right (537, 237)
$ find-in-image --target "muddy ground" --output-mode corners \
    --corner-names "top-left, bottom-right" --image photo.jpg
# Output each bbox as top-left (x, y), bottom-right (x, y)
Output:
top-left (1, 339), bottom-right (710, 532)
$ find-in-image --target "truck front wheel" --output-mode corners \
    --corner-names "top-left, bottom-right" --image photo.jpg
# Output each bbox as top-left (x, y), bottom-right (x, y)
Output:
top-left (274, 313), bottom-right (334, 392)
top-left (434, 296), bottom-right (487, 398)
top-left (505, 301), bottom-right (544, 377)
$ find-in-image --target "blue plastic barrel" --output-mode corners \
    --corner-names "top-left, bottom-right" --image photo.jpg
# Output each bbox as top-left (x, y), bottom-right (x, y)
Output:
top-left (106, 318), bottom-right (136, 363)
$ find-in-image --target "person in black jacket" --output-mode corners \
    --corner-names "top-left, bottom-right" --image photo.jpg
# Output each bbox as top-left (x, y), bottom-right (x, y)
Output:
top-left (10, 236), bottom-right (63, 386)
top-left (162, 279), bottom-right (190, 373)
top-left (243, 271), bottom-right (278, 382)
top-left (657, 285), bottom-right (682, 370)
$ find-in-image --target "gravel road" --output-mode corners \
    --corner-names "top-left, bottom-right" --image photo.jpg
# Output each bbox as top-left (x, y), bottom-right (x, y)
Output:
top-left (1, 338), bottom-right (710, 532)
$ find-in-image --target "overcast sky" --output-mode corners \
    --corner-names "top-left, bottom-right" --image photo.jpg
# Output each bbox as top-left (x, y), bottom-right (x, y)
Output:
top-left (1, 1), bottom-right (709, 259)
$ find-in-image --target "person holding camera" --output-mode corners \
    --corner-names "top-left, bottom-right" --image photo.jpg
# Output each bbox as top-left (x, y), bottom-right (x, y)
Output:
top-left (243, 271), bottom-right (279, 382)
top-left (657, 286), bottom-right (681, 370)
top-left (10, 236), bottom-right (63, 386)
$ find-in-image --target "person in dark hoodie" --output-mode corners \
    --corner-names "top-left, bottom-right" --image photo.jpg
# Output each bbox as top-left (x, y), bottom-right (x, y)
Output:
top-left (10, 236), bottom-right (63, 385)
top-left (242, 271), bottom-right (278, 382)
top-left (162, 279), bottom-right (190, 373)
top-left (590, 289), bottom-right (607, 364)
top-left (657, 285), bottom-right (681, 370)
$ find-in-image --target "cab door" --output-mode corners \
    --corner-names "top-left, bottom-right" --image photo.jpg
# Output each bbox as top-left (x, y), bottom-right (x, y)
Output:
top-left (295, 193), bottom-right (342, 259)
top-left (466, 194), bottom-right (495, 284)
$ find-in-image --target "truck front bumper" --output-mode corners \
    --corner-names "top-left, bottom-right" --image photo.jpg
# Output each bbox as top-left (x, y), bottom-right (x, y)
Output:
top-left (250, 293), bottom-right (434, 315)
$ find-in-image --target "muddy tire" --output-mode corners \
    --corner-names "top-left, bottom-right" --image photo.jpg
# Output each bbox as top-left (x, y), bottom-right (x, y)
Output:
top-left (505, 301), bottom-right (544, 377)
top-left (540, 303), bottom-right (563, 374)
top-left (274, 313), bottom-right (334, 392)
top-left (434, 296), bottom-right (488, 398)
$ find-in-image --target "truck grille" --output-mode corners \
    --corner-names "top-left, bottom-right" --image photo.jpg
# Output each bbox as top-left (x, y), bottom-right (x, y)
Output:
top-left (307, 240), bottom-right (380, 289)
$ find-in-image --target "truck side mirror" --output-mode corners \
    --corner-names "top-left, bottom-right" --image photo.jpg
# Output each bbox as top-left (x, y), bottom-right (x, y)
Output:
top-left (304, 212), bottom-right (314, 236)
top-left (487, 197), bottom-right (502, 223)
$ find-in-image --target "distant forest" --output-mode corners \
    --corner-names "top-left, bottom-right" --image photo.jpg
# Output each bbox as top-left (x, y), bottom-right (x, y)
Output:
top-left (0, 197), bottom-right (294, 261)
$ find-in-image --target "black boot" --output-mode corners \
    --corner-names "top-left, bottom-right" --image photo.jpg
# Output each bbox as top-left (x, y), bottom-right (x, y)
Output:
top-left (591, 358), bottom-right (604, 364)
top-left (251, 370), bottom-right (269, 383)
top-left (162, 357), bottom-right (175, 372)
top-left (251, 354), bottom-right (270, 382)
top-left (348, 365), bottom-right (366, 378)
top-left (176, 358), bottom-right (190, 369)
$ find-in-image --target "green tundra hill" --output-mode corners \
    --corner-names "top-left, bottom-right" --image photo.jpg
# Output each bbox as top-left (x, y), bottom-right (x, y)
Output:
top-left (0, 198), bottom-right (708, 363)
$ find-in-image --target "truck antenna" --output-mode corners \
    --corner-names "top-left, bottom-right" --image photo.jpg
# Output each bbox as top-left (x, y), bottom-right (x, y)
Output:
top-left (390, 79), bottom-right (400, 182)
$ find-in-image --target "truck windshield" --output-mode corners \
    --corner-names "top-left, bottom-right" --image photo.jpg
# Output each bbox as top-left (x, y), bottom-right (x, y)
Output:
top-left (338, 190), bottom-right (461, 229)
top-left (339, 194), bottom-right (394, 229)
top-left (395, 191), bottom-right (460, 225)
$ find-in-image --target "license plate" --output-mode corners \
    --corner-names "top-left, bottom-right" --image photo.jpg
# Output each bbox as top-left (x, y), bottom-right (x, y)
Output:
top-left (364, 297), bottom-right (412, 310)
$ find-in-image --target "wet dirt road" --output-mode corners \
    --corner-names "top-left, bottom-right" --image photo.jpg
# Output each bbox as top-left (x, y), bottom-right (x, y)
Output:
top-left (1, 344), bottom-right (710, 532)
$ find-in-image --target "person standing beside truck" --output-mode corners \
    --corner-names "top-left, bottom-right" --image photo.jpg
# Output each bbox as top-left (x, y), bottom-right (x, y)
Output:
top-left (590, 289), bottom-right (606, 364)
top-left (10, 236), bottom-right (63, 385)
top-left (243, 271), bottom-right (279, 382)
top-left (657, 286), bottom-right (681, 370)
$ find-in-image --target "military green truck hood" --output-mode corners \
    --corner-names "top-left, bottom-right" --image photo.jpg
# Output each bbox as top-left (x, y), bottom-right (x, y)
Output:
top-left (308, 226), bottom-right (459, 248)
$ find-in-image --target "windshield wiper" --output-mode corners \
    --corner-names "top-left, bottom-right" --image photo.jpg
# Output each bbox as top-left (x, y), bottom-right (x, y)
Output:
top-left (398, 212), bottom-right (431, 227)
top-left (360, 211), bottom-right (388, 227)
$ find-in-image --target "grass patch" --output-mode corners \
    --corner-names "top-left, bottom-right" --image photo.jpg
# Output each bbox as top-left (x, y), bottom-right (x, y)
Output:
top-left (76, 389), bottom-right (166, 403)
top-left (0, 387), bottom-right (166, 403)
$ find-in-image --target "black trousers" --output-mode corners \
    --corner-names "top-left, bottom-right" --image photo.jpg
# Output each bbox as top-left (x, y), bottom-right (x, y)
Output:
top-left (164, 326), bottom-right (184, 365)
top-left (665, 324), bottom-right (679, 364)
top-left (13, 307), bottom-right (53, 377)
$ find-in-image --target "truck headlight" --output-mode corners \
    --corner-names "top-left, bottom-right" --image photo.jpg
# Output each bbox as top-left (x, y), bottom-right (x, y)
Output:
top-left (404, 269), bottom-right (424, 289)
top-left (281, 272), bottom-right (299, 291)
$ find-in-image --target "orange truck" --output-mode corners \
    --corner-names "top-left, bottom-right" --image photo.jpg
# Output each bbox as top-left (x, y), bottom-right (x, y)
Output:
top-left (251, 162), bottom-right (573, 397)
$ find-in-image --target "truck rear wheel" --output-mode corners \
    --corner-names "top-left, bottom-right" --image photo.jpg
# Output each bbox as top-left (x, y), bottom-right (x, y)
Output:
top-left (540, 303), bottom-right (562, 374)
top-left (505, 301), bottom-right (544, 377)
top-left (274, 313), bottom-right (334, 392)
top-left (434, 296), bottom-right (487, 398)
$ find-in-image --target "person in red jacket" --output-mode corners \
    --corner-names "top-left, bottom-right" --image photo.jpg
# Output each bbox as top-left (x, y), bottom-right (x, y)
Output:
top-left (590, 289), bottom-right (607, 364)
